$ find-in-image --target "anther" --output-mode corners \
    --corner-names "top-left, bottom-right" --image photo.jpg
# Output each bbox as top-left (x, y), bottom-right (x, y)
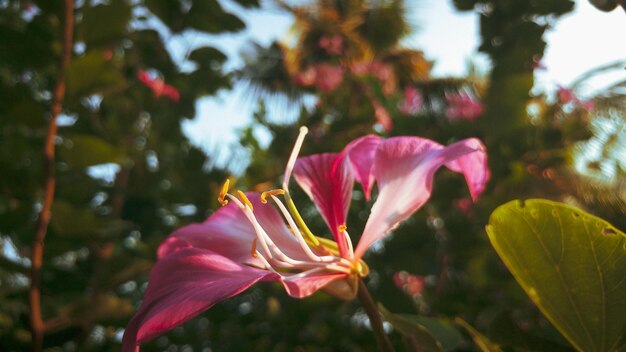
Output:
top-left (218, 179), bottom-right (230, 206)
top-left (237, 190), bottom-right (254, 211)
top-left (338, 224), bottom-right (347, 232)
top-left (261, 189), bottom-right (286, 204)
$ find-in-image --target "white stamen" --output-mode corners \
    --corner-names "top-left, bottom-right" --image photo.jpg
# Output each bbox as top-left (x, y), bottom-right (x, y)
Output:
top-left (253, 250), bottom-right (278, 274)
top-left (341, 229), bottom-right (355, 260)
top-left (283, 126), bottom-right (309, 191)
top-left (227, 193), bottom-right (326, 269)
top-left (226, 194), bottom-right (273, 259)
top-left (270, 195), bottom-right (336, 263)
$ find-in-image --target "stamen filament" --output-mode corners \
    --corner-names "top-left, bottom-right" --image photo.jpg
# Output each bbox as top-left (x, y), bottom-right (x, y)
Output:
top-left (282, 126), bottom-right (308, 191)
top-left (253, 250), bottom-right (278, 274)
top-left (270, 195), bottom-right (336, 263)
top-left (250, 239), bottom-right (258, 258)
top-left (341, 228), bottom-right (355, 260)
top-left (227, 194), bottom-right (327, 269)
top-left (285, 196), bottom-right (320, 246)
top-left (226, 194), bottom-right (273, 259)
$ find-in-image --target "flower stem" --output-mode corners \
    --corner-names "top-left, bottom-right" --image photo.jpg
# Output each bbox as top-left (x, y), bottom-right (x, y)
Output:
top-left (357, 279), bottom-right (395, 352)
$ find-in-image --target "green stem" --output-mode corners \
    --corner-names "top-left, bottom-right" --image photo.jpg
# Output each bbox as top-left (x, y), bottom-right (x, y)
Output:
top-left (357, 279), bottom-right (395, 352)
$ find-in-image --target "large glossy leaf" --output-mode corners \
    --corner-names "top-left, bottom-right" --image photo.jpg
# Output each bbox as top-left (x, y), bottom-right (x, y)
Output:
top-left (486, 199), bottom-right (626, 352)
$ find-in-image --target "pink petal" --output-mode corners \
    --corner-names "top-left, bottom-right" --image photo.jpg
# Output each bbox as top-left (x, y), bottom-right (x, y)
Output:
top-left (444, 138), bottom-right (490, 201)
top-left (281, 271), bottom-right (347, 298)
top-left (294, 153), bottom-right (353, 257)
top-left (161, 84), bottom-right (180, 102)
top-left (158, 193), bottom-right (308, 264)
top-left (341, 135), bottom-right (381, 200)
top-left (354, 137), bottom-right (488, 259)
top-left (122, 248), bottom-right (278, 352)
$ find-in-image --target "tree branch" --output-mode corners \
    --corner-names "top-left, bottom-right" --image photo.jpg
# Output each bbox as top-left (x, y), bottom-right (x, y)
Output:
top-left (29, 1), bottom-right (74, 351)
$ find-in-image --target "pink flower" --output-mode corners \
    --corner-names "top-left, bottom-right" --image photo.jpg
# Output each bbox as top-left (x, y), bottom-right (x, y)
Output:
top-left (454, 197), bottom-right (474, 217)
top-left (351, 61), bottom-right (396, 95)
top-left (400, 86), bottom-right (424, 115)
top-left (293, 64), bottom-right (344, 92)
top-left (122, 127), bottom-right (489, 351)
top-left (580, 100), bottom-right (595, 111)
top-left (446, 92), bottom-right (483, 121)
top-left (557, 86), bottom-right (576, 105)
top-left (137, 70), bottom-right (180, 102)
top-left (315, 64), bottom-right (344, 91)
top-left (393, 271), bottom-right (426, 297)
top-left (319, 34), bottom-right (343, 55)
top-left (373, 101), bottom-right (393, 132)
top-left (556, 86), bottom-right (595, 112)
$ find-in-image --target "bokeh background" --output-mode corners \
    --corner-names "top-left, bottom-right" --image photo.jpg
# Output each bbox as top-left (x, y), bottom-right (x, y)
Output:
top-left (1, 0), bottom-right (625, 351)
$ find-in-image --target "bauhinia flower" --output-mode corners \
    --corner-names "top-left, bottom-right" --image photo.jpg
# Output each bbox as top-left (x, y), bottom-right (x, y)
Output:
top-left (446, 92), bottom-right (483, 121)
top-left (122, 127), bottom-right (489, 351)
top-left (137, 70), bottom-right (180, 102)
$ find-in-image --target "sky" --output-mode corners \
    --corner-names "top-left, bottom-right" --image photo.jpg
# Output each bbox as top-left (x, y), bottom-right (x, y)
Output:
top-left (179, 0), bottom-right (626, 171)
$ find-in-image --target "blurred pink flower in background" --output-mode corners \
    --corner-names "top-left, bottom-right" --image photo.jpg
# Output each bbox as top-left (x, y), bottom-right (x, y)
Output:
top-left (446, 92), bottom-right (483, 121)
top-left (557, 86), bottom-right (576, 104)
top-left (373, 102), bottom-right (393, 132)
top-left (293, 64), bottom-right (344, 92)
top-left (400, 86), bottom-right (424, 115)
top-left (453, 197), bottom-right (474, 217)
top-left (319, 34), bottom-right (343, 55)
top-left (557, 86), bottom-right (595, 112)
top-left (350, 61), bottom-right (396, 95)
top-left (393, 271), bottom-right (426, 298)
top-left (137, 70), bottom-right (180, 102)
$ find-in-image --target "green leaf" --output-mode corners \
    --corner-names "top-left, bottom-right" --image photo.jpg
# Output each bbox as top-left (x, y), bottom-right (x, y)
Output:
top-left (455, 318), bottom-right (502, 352)
top-left (59, 134), bottom-right (126, 168)
top-left (65, 51), bottom-right (125, 98)
top-left (188, 46), bottom-right (227, 66)
top-left (378, 305), bottom-right (440, 351)
top-left (51, 201), bottom-right (100, 238)
top-left (486, 199), bottom-right (626, 352)
top-left (51, 201), bottom-right (131, 239)
top-left (81, 0), bottom-right (132, 47)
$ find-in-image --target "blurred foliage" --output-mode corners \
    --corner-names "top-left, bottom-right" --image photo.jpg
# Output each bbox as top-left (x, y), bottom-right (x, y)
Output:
top-left (1, 0), bottom-right (626, 351)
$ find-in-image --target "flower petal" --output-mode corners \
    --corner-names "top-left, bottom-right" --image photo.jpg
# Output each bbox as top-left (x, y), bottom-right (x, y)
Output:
top-left (122, 248), bottom-right (278, 352)
top-left (158, 193), bottom-right (308, 264)
top-left (342, 135), bottom-right (381, 200)
top-left (292, 136), bottom-right (380, 257)
top-left (281, 271), bottom-right (347, 298)
top-left (444, 138), bottom-right (490, 201)
top-left (293, 153), bottom-right (353, 257)
top-left (354, 137), bottom-right (488, 259)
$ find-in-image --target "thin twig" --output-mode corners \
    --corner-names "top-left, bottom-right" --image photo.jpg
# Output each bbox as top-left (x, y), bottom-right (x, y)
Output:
top-left (29, 0), bottom-right (74, 350)
top-left (357, 279), bottom-right (395, 352)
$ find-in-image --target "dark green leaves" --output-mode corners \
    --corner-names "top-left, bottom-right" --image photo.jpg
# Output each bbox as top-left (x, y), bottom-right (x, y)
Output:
top-left (379, 304), bottom-right (463, 351)
top-left (487, 199), bottom-right (626, 352)
top-left (59, 134), bottom-right (127, 168)
top-left (80, 0), bottom-right (132, 48)
top-left (65, 51), bottom-right (125, 99)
